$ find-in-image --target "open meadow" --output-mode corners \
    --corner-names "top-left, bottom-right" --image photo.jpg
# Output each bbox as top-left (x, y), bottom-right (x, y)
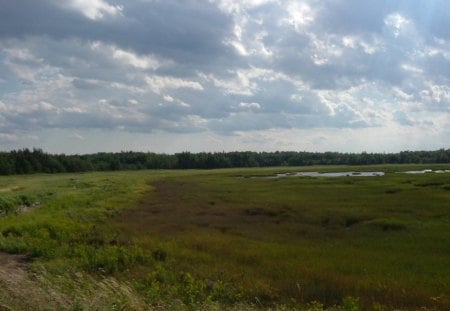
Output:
top-left (0, 165), bottom-right (449, 310)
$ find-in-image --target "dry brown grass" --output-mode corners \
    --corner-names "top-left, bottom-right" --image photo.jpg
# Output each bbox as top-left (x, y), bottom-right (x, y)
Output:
top-left (0, 252), bottom-right (148, 310)
top-left (0, 253), bottom-right (59, 310)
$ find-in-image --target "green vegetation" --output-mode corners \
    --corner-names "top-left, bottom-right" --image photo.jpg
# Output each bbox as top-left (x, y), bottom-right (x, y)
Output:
top-left (2, 148), bottom-right (450, 175)
top-left (0, 165), bottom-right (449, 310)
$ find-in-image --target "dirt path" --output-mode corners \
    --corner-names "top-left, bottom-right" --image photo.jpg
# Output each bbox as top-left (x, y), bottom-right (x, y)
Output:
top-left (0, 252), bottom-right (26, 271)
top-left (0, 253), bottom-right (28, 310)
top-left (0, 253), bottom-right (55, 310)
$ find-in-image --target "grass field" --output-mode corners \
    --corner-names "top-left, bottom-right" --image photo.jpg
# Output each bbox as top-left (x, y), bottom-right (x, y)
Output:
top-left (0, 165), bottom-right (449, 310)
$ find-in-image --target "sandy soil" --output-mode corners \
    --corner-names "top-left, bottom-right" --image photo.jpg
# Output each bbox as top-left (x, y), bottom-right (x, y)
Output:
top-left (0, 253), bottom-right (53, 310)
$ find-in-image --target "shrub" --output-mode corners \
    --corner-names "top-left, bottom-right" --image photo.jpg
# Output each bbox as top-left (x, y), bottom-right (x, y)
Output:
top-left (0, 197), bottom-right (17, 214)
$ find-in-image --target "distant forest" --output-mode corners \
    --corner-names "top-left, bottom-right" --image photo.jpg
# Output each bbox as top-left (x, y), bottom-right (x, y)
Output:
top-left (1, 148), bottom-right (450, 175)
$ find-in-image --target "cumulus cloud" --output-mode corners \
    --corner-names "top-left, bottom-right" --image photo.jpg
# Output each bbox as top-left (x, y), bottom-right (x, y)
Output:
top-left (384, 13), bottom-right (411, 38)
top-left (145, 76), bottom-right (204, 95)
top-left (283, 2), bottom-right (316, 30)
top-left (91, 42), bottom-right (163, 70)
top-left (0, 0), bottom-right (450, 152)
top-left (239, 102), bottom-right (261, 110)
top-left (63, 0), bottom-right (123, 20)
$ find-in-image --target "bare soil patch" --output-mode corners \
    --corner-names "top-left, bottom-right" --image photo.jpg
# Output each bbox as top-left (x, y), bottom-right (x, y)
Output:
top-left (0, 253), bottom-right (57, 310)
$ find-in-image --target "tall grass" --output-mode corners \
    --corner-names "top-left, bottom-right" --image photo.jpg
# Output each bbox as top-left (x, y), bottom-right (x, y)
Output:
top-left (1, 166), bottom-right (449, 310)
top-left (115, 166), bottom-right (450, 309)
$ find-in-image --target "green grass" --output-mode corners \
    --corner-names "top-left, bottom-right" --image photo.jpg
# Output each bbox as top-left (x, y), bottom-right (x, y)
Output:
top-left (0, 165), bottom-right (450, 310)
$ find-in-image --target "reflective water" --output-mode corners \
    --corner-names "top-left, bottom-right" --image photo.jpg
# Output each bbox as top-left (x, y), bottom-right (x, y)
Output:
top-left (245, 169), bottom-right (450, 179)
top-left (249, 171), bottom-right (385, 179)
top-left (294, 171), bottom-right (384, 177)
top-left (400, 169), bottom-right (450, 174)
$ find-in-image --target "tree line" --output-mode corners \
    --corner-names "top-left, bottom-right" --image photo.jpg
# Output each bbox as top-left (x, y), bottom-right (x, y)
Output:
top-left (0, 148), bottom-right (449, 175)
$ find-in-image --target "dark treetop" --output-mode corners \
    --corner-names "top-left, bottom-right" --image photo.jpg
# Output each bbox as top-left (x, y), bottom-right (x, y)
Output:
top-left (1, 148), bottom-right (449, 175)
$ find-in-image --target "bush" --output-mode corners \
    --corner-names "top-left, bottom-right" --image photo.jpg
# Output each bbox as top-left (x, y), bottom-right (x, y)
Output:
top-left (0, 197), bottom-right (17, 214)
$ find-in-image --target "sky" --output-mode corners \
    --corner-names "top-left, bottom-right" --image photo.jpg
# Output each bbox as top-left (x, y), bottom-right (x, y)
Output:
top-left (0, 0), bottom-right (450, 154)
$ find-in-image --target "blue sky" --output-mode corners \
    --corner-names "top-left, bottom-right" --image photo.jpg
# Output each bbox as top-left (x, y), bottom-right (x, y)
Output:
top-left (0, 0), bottom-right (449, 153)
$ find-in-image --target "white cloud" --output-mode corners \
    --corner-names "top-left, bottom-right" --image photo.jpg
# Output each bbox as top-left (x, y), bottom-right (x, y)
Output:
top-left (112, 49), bottom-right (160, 70)
top-left (420, 82), bottom-right (450, 105)
top-left (163, 95), bottom-right (174, 102)
top-left (392, 87), bottom-right (414, 101)
top-left (200, 67), bottom-right (305, 96)
top-left (110, 82), bottom-right (146, 94)
top-left (3, 47), bottom-right (60, 84)
top-left (64, 107), bottom-right (85, 113)
top-left (384, 13), bottom-right (411, 37)
top-left (65, 0), bottom-right (122, 20)
top-left (342, 36), bottom-right (356, 48)
top-left (283, 2), bottom-right (316, 31)
top-left (401, 64), bottom-right (423, 74)
top-left (161, 95), bottom-right (191, 107)
top-left (251, 31), bottom-right (273, 58)
top-left (212, 0), bottom-right (276, 14)
top-left (90, 41), bottom-right (164, 70)
top-left (37, 101), bottom-right (57, 111)
top-left (183, 114), bottom-right (208, 127)
top-left (145, 75), bottom-right (204, 94)
top-left (69, 133), bottom-right (85, 140)
top-left (3, 48), bottom-right (35, 62)
top-left (225, 39), bottom-right (249, 56)
top-left (424, 47), bottom-right (450, 60)
top-left (0, 101), bottom-right (7, 112)
top-left (308, 33), bottom-right (343, 66)
top-left (222, 12), bottom-right (273, 59)
top-left (200, 72), bottom-right (255, 96)
top-left (341, 35), bottom-right (384, 55)
top-left (239, 102), bottom-right (261, 109)
top-left (179, 101), bottom-right (191, 108)
top-left (1, 0), bottom-right (450, 152)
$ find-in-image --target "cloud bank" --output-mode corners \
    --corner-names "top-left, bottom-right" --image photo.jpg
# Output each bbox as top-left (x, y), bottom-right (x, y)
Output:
top-left (1, 0), bottom-right (449, 153)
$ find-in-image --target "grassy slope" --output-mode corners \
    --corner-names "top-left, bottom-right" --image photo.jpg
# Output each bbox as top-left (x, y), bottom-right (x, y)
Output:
top-left (0, 170), bottom-right (159, 310)
top-left (0, 165), bottom-right (449, 310)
